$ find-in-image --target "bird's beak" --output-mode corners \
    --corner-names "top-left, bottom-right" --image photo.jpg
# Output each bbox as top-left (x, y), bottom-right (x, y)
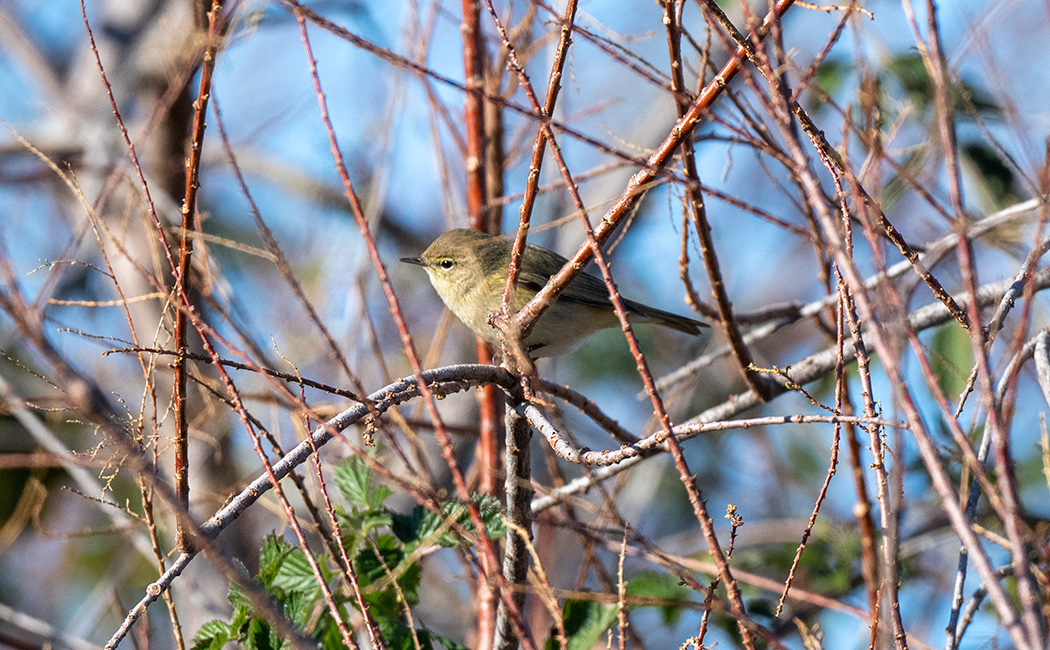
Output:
top-left (400, 256), bottom-right (426, 267)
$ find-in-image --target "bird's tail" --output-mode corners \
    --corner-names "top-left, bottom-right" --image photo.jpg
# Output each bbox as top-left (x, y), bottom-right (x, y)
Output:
top-left (625, 299), bottom-right (710, 337)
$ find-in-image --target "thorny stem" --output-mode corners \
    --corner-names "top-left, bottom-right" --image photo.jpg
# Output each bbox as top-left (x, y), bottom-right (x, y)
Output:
top-left (512, 0), bottom-right (800, 339)
top-left (37, 2), bottom-right (1045, 646)
top-left (500, 0), bottom-right (578, 341)
top-left (173, 0), bottom-right (225, 555)
top-left (77, 7), bottom-right (321, 647)
top-left (660, 0), bottom-right (772, 400)
top-left (774, 290), bottom-right (845, 616)
top-left (102, 365), bottom-right (520, 648)
top-left (835, 272), bottom-right (881, 621)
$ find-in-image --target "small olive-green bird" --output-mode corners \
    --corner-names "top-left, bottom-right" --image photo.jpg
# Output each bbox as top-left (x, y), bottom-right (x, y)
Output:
top-left (401, 229), bottom-right (710, 357)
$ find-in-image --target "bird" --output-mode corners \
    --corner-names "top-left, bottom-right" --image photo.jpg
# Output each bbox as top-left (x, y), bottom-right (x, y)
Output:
top-left (401, 229), bottom-right (710, 357)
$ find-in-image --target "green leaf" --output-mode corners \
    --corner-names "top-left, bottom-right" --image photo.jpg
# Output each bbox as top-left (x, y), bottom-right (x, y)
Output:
top-left (382, 621), bottom-right (434, 650)
top-left (962, 142), bottom-right (1019, 208)
top-left (190, 620), bottom-right (230, 650)
top-left (886, 54), bottom-right (1000, 120)
top-left (272, 547), bottom-right (320, 595)
top-left (259, 535), bottom-right (294, 587)
top-left (320, 619), bottom-right (346, 650)
top-left (376, 624), bottom-right (470, 650)
top-left (227, 567), bottom-right (259, 611)
top-left (227, 583), bottom-right (250, 610)
top-left (886, 54), bottom-right (932, 108)
top-left (281, 591), bottom-right (314, 629)
top-left (812, 59), bottom-right (849, 104)
top-left (546, 599), bottom-right (619, 650)
top-left (416, 503), bottom-right (465, 547)
top-left (339, 507), bottom-right (394, 542)
top-left (356, 537), bottom-right (423, 617)
top-left (391, 505), bottom-right (426, 543)
top-left (417, 495), bottom-right (506, 548)
top-left (930, 323), bottom-right (974, 397)
top-left (229, 604), bottom-right (252, 634)
top-left (423, 630), bottom-right (470, 650)
top-left (334, 455), bottom-right (390, 509)
top-left (475, 494), bottom-right (506, 539)
top-left (357, 537), bottom-right (407, 583)
top-left (244, 617), bottom-right (280, 650)
top-left (372, 484), bottom-right (393, 507)
top-left (733, 525), bottom-right (858, 596)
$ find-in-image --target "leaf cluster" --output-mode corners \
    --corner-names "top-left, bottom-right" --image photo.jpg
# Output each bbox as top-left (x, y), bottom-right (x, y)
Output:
top-left (190, 455), bottom-right (506, 650)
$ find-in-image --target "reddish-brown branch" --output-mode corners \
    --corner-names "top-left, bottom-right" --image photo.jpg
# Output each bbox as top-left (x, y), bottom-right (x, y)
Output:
top-left (775, 292), bottom-right (845, 616)
top-left (9, 31), bottom-right (326, 641)
top-left (480, 3), bottom-right (580, 647)
top-left (305, 422), bottom-right (386, 647)
top-left (836, 276), bottom-right (881, 619)
top-left (87, 5), bottom-right (361, 642)
top-left (661, 0), bottom-right (772, 400)
top-left (513, 0), bottom-right (800, 338)
top-left (173, 0), bottom-right (225, 555)
top-left (804, 92), bottom-right (1033, 650)
top-left (462, 0), bottom-right (488, 226)
top-left (460, 2), bottom-right (499, 643)
top-left (500, 0), bottom-right (578, 329)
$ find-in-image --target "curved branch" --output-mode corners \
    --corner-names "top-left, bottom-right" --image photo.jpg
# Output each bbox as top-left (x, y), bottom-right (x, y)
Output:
top-left (105, 364), bottom-right (518, 649)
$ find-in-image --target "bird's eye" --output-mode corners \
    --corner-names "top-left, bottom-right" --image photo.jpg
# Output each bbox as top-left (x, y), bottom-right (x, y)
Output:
top-left (439, 259), bottom-right (454, 270)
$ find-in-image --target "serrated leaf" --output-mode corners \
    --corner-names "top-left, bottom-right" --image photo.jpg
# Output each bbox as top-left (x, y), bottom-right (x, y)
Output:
top-left (334, 455), bottom-right (389, 509)
top-left (272, 547), bottom-right (320, 594)
top-left (341, 507), bottom-right (394, 540)
top-left (382, 621), bottom-right (434, 650)
top-left (417, 495), bottom-right (507, 548)
top-left (371, 484), bottom-right (393, 506)
top-left (356, 538), bottom-right (423, 617)
top-left (229, 604), bottom-right (252, 633)
top-left (244, 617), bottom-right (278, 650)
top-left (259, 535), bottom-right (294, 586)
top-left (190, 620), bottom-right (230, 650)
top-left (281, 591), bottom-right (314, 628)
top-left (357, 539), bottom-right (407, 584)
top-left (417, 502), bottom-right (467, 547)
top-left (228, 582), bottom-right (254, 610)
top-left (475, 494), bottom-right (506, 538)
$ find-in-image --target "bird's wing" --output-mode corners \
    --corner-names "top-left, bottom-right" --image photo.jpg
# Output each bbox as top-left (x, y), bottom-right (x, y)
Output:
top-left (517, 245), bottom-right (614, 308)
